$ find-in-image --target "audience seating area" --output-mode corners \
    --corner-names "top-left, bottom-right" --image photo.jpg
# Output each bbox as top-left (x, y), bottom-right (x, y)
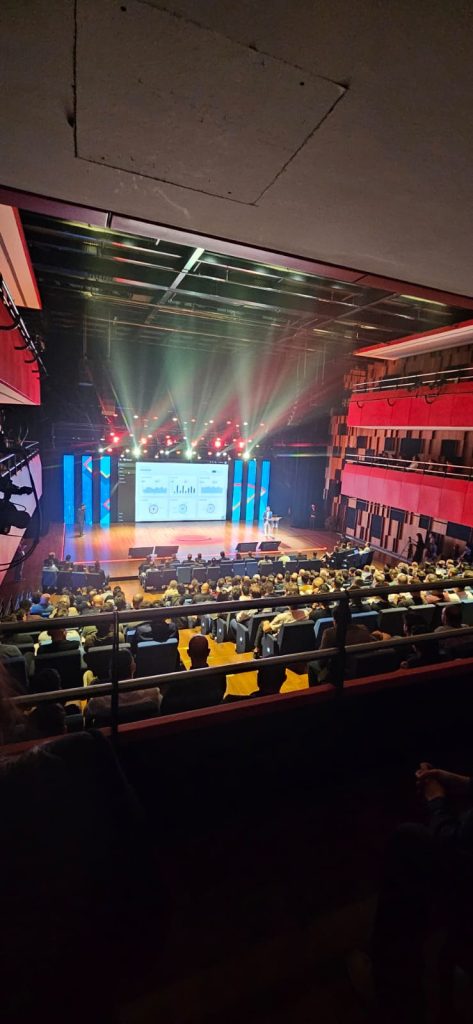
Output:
top-left (2, 539), bottom-right (473, 743)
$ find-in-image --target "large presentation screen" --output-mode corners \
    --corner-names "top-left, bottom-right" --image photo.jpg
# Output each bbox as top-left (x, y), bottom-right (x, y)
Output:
top-left (134, 461), bottom-right (229, 522)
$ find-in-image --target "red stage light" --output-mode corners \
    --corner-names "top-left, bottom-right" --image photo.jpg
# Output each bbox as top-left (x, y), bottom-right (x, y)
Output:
top-left (237, 440), bottom-right (245, 450)
top-left (214, 438), bottom-right (222, 449)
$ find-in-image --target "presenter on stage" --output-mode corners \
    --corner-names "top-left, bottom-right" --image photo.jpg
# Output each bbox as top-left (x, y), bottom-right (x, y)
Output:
top-left (263, 505), bottom-right (272, 537)
top-left (76, 503), bottom-right (86, 537)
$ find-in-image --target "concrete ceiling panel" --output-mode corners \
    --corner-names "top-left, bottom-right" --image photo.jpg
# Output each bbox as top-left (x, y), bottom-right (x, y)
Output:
top-left (75, 0), bottom-right (342, 203)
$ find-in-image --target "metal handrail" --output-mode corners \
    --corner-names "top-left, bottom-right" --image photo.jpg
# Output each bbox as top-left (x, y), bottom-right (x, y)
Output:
top-left (2, 576), bottom-right (473, 731)
top-left (344, 453), bottom-right (472, 480)
top-left (352, 365), bottom-right (473, 395)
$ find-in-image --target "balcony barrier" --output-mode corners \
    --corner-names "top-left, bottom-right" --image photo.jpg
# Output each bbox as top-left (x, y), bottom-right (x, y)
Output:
top-left (2, 577), bottom-right (473, 743)
top-left (352, 365), bottom-right (473, 395)
top-left (344, 453), bottom-right (472, 480)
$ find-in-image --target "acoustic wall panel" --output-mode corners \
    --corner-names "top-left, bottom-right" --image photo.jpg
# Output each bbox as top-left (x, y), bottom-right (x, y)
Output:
top-left (231, 459), bottom-right (243, 523)
top-left (258, 460), bottom-right (271, 522)
top-left (63, 454), bottom-right (75, 525)
top-left (245, 459), bottom-right (257, 524)
top-left (99, 455), bottom-right (111, 527)
top-left (81, 454), bottom-right (93, 526)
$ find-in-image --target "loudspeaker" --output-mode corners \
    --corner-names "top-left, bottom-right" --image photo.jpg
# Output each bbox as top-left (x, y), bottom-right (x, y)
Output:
top-left (258, 540), bottom-right (281, 551)
top-left (235, 542), bottom-right (257, 552)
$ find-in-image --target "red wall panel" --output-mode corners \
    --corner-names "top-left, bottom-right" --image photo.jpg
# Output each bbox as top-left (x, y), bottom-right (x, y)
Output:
top-left (347, 384), bottom-right (473, 429)
top-left (341, 464), bottom-right (473, 528)
top-left (0, 302), bottom-right (40, 404)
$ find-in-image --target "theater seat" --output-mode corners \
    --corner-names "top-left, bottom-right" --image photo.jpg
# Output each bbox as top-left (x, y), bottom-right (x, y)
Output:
top-left (378, 608), bottom-right (405, 636)
top-left (351, 647), bottom-right (400, 678)
top-left (461, 601), bottom-right (473, 625)
top-left (2, 655), bottom-right (28, 693)
top-left (352, 611), bottom-right (379, 631)
top-left (409, 605), bottom-right (436, 628)
top-left (33, 650), bottom-right (83, 688)
top-left (314, 616), bottom-right (334, 648)
top-left (200, 614), bottom-right (214, 636)
top-left (262, 620), bottom-right (317, 662)
top-left (235, 612), bottom-right (278, 653)
top-left (135, 639), bottom-right (180, 677)
top-left (85, 644), bottom-right (131, 681)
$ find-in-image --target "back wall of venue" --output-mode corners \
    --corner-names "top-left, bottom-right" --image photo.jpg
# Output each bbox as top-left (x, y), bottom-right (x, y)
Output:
top-left (325, 339), bottom-right (473, 557)
top-left (42, 449), bottom-right (328, 528)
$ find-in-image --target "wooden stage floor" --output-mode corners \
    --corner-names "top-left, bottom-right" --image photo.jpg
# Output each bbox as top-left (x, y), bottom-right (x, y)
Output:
top-left (64, 521), bottom-right (339, 577)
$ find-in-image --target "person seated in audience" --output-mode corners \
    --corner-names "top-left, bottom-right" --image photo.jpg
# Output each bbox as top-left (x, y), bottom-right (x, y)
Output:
top-left (253, 594), bottom-right (309, 658)
top-left (0, 624), bottom-right (22, 660)
top-left (160, 635), bottom-right (226, 716)
top-left (1, 610), bottom-right (34, 648)
top-left (83, 619), bottom-right (125, 651)
top-left (399, 611), bottom-right (438, 669)
top-left (224, 664), bottom-right (287, 702)
top-left (258, 554), bottom-right (272, 566)
top-left (133, 610), bottom-right (179, 648)
top-left (85, 649), bottom-right (161, 726)
top-left (194, 552), bottom-right (205, 565)
top-left (37, 627), bottom-right (80, 654)
top-left (27, 667), bottom-right (72, 738)
top-left (30, 592), bottom-right (54, 618)
top-left (434, 602), bottom-right (473, 657)
top-left (420, 573), bottom-right (444, 603)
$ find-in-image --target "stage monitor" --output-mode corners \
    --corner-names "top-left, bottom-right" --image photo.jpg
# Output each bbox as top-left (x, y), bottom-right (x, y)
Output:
top-left (258, 540), bottom-right (281, 551)
top-left (154, 545), bottom-right (179, 557)
top-left (118, 460), bottom-right (229, 523)
top-left (128, 546), bottom-right (154, 558)
top-left (235, 542), bottom-right (257, 552)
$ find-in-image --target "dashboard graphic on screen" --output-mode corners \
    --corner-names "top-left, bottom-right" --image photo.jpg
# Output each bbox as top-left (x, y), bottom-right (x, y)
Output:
top-left (134, 462), bottom-right (229, 521)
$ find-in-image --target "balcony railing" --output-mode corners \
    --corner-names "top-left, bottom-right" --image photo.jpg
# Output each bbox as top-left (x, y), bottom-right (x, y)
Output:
top-left (351, 364), bottom-right (473, 395)
top-left (344, 453), bottom-right (472, 480)
top-left (2, 576), bottom-right (473, 745)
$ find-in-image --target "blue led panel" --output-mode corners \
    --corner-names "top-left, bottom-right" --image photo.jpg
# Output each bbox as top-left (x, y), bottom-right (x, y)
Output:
top-left (231, 459), bottom-right (243, 523)
top-left (81, 454), bottom-right (93, 526)
top-left (245, 459), bottom-right (257, 524)
top-left (258, 460), bottom-right (271, 522)
top-left (63, 454), bottom-right (75, 525)
top-left (99, 455), bottom-right (111, 527)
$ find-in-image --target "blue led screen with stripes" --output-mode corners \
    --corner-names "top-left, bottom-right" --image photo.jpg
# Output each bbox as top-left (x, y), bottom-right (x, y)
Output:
top-left (245, 459), bottom-right (257, 524)
top-left (99, 455), bottom-right (111, 527)
top-left (258, 460), bottom-right (271, 522)
top-left (231, 459), bottom-right (243, 522)
top-left (81, 455), bottom-right (93, 526)
top-left (63, 454), bottom-right (75, 525)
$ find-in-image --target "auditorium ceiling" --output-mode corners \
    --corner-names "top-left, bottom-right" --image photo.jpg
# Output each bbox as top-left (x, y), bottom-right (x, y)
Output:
top-left (17, 209), bottom-right (473, 444)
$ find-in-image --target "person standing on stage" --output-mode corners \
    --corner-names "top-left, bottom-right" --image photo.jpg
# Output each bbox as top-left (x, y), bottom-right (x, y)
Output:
top-left (263, 505), bottom-right (272, 537)
top-left (414, 532), bottom-right (425, 563)
top-left (76, 503), bottom-right (86, 537)
top-left (309, 504), bottom-right (317, 529)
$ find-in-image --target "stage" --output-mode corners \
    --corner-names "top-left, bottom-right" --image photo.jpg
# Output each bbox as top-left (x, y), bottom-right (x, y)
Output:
top-left (63, 521), bottom-right (339, 578)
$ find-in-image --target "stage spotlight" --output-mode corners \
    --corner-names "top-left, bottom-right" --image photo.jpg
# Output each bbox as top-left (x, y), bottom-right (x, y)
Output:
top-left (107, 447), bottom-right (112, 453)
top-left (216, 451), bottom-right (221, 457)
top-left (243, 421), bottom-right (248, 426)
top-left (113, 436), bottom-right (119, 444)
top-left (209, 419), bottom-right (214, 424)
top-left (159, 449), bottom-right (164, 454)
top-left (186, 448), bottom-right (193, 459)
top-left (133, 446), bottom-right (141, 458)
top-left (125, 448), bottom-right (130, 453)
top-left (242, 450), bottom-right (250, 460)
top-left (98, 446), bottom-right (104, 453)
top-left (133, 414), bottom-right (139, 419)
top-left (237, 440), bottom-right (245, 451)
top-left (214, 438), bottom-right (222, 449)
top-left (165, 451), bottom-right (170, 456)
